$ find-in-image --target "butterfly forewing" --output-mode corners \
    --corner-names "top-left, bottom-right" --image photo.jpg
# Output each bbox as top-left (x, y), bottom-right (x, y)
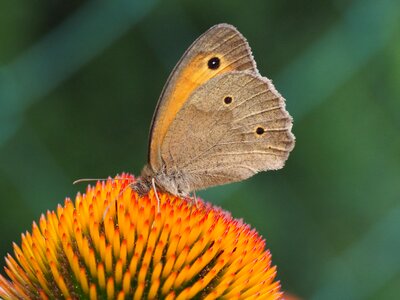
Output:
top-left (148, 24), bottom-right (258, 171)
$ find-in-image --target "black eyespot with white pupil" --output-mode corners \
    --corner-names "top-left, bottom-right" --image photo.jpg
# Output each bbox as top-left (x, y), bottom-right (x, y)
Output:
top-left (224, 96), bottom-right (232, 104)
top-left (256, 127), bottom-right (265, 135)
top-left (208, 57), bottom-right (220, 69)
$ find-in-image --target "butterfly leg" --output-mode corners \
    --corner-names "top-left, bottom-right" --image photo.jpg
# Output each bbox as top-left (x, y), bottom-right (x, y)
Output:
top-left (193, 191), bottom-right (199, 208)
top-left (152, 178), bottom-right (161, 213)
top-left (184, 192), bottom-right (198, 210)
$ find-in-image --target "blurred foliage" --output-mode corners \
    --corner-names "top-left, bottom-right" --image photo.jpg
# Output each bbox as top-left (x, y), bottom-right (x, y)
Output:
top-left (1, 0), bottom-right (399, 299)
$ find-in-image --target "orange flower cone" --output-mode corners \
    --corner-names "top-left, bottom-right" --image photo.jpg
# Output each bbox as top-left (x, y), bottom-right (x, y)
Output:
top-left (0, 173), bottom-right (282, 299)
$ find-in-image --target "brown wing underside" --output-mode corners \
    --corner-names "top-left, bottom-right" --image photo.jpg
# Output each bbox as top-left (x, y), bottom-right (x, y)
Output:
top-left (161, 72), bottom-right (295, 192)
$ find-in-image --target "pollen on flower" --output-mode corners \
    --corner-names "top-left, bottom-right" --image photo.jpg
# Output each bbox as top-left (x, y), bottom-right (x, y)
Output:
top-left (0, 173), bottom-right (283, 299)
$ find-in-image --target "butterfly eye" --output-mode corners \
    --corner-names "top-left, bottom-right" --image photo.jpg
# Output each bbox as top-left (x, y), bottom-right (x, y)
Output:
top-left (256, 127), bottom-right (265, 135)
top-left (208, 57), bottom-right (220, 69)
top-left (224, 96), bottom-right (233, 105)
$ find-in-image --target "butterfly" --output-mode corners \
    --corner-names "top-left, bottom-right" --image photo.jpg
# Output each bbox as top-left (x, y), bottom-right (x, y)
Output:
top-left (132, 23), bottom-right (295, 199)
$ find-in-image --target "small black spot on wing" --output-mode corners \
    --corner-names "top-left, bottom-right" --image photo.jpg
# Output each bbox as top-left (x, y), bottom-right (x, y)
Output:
top-left (224, 96), bottom-right (233, 105)
top-left (256, 127), bottom-right (265, 135)
top-left (208, 57), bottom-right (220, 70)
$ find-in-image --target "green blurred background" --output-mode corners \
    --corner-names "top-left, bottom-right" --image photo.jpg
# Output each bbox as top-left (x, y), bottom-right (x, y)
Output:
top-left (1, 0), bottom-right (399, 299)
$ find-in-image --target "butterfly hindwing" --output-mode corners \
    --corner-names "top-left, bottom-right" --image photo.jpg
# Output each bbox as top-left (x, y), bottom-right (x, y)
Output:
top-left (160, 72), bottom-right (295, 191)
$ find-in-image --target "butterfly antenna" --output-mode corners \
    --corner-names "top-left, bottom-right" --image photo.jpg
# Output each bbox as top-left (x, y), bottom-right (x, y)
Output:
top-left (73, 178), bottom-right (108, 184)
top-left (151, 178), bottom-right (161, 213)
top-left (193, 191), bottom-right (199, 208)
top-left (73, 177), bottom-right (128, 185)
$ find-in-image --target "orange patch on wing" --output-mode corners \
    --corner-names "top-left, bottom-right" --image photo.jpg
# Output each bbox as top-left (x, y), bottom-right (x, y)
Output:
top-left (149, 53), bottom-right (235, 169)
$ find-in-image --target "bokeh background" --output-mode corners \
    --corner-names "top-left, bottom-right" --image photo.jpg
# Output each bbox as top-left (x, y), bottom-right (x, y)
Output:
top-left (1, 0), bottom-right (399, 299)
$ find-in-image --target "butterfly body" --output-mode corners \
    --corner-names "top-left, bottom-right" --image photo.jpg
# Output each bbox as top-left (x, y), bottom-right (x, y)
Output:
top-left (132, 24), bottom-right (295, 197)
top-left (133, 165), bottom-right (191, 197)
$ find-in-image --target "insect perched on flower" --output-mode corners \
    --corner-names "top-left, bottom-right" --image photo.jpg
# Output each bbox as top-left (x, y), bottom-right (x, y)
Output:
top-left (131, 23), bottom-right (295, 198)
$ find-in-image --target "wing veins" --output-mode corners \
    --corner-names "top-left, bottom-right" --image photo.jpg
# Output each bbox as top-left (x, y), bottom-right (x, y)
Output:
top-left (189, 164), bottom-right (258, 175)
top-left (229, 89), bottom-right (269, 111)
top-left (233, 106), bottom-right (283, 123)
top-left (209, 32), bottom-right (238, 52)
top-left (193, 150), bottom-right (287, 157)
top-left (218, 52), bottom-right (257, 73)
top-left (231, 129), bottom-right (291, 135)
top-left (216, 140), bottom-right (290, 150)
top-left (231, 117), bottom-right (291, 130)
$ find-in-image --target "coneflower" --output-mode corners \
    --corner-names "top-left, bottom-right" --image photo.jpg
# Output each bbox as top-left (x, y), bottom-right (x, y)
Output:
top-left (0, 173), bottom-right (282, 299)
